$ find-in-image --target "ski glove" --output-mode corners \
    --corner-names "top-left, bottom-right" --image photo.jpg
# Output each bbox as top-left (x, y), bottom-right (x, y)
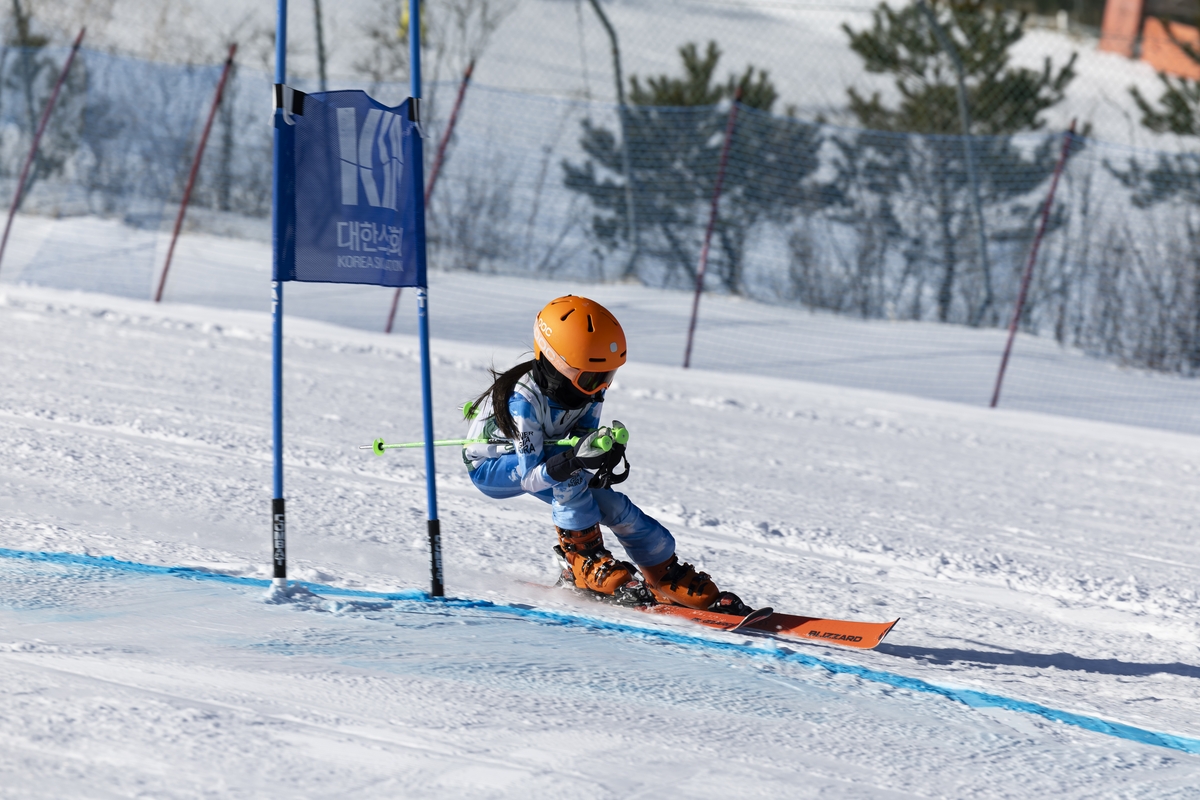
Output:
top-left (544, 423), bottom-right (631, 486)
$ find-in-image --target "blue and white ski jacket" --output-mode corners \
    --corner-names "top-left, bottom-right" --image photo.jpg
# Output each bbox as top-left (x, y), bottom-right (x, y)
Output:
top-left (463, 377), bottom-right (600, 493)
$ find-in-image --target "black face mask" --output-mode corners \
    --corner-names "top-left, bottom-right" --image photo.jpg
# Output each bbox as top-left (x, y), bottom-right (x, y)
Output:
top-left (532, 356), bottom-right (603, 410)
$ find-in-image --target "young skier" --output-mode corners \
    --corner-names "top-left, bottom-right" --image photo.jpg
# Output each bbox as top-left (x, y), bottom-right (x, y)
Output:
top-left (462, 295), bottom-right (752, 614)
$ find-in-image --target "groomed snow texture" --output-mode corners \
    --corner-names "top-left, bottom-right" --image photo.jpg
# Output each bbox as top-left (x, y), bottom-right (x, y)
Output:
top-left (2, 280), bottom-right (1200, 797)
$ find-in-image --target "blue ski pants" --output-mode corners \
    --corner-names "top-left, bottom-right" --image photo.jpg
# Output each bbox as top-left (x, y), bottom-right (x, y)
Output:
top-left (469, 454), bottom-right (675, 567)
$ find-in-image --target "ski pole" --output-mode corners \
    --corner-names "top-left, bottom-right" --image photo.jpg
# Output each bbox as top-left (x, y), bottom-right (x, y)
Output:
top-left (359, 437), bottom-right (495, 455)
top-left (361, 423), bottom-right (629, 456)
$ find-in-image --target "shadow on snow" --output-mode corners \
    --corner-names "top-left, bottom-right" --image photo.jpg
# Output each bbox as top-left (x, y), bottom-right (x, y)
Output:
top-left (878, 641), bottom-right (1200, 680)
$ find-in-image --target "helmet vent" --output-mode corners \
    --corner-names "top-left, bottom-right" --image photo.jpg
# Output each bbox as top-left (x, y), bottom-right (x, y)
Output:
top-left (586, 314), bottom-right (594, 332)
top-left (620, 350), bottom-right (627, 358)
top-left (560, 309), bottom-right (575, 321)
top-left (589, 357), bottom-right (606, 362)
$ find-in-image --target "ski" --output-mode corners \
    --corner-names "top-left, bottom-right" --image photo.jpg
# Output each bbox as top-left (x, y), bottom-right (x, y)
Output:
top-left (642, 604), bottom-right (897, 649)
top-left (746, 611), bottom-right (899, 650)
top-left (523, 581), bottom-right (899, 650)
top-left (641, 602), bottom-right (775, 632)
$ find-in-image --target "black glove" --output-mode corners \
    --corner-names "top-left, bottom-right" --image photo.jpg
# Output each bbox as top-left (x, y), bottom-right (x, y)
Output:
top-left (544, 428), bottom-right (621, 482)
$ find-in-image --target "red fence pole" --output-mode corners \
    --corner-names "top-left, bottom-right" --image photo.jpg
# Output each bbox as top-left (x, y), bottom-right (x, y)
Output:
top-left (386, 59), bottom-right (474, 333)
top-left (0, 27), bottom-right (85, 277)
top-left (683, 88), bottom-right (742, 369)
top-left (990, 120), bottom-right (1076, 408)
top-left (155, 43), bottom-right (238, 303)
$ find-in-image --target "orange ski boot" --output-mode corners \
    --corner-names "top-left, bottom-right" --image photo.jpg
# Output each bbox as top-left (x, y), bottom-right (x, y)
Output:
top-left (554, 524), bottom-right (636, 596)
top-left (640, 554), bottom-right (722, 610)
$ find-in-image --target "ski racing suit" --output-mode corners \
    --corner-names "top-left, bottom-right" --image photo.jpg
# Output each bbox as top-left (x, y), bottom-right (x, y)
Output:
top-left (463, 377), bottom-right (675, 567)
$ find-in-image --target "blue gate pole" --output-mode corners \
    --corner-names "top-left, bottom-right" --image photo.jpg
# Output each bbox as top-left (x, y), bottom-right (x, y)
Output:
top-left (411, 0), bottom-right (443, 597)
top-left (270, 0), bottom-right (288, 589)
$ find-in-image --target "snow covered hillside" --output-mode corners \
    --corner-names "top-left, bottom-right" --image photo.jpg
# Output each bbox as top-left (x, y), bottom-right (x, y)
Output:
top-left (35, 0), bottom-right (1183, 147)
top-left (2, 282), bottom-right (1200, 796)
top-left (9, 213), bottom-right (1200, 437)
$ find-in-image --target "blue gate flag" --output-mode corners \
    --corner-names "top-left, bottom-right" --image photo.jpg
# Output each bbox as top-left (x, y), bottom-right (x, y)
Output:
top-left (275, 89), bottom-right (426, 287)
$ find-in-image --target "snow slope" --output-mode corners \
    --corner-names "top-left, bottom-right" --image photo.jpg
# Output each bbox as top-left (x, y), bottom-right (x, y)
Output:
top-left (8, 213), bottom-right (1200, 437)
top-left (2, 282), bottom-right (1200, 796)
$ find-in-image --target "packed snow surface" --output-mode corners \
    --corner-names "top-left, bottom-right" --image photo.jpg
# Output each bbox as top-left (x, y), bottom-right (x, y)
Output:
top-left (1, 280), bottom-right (1200, 796)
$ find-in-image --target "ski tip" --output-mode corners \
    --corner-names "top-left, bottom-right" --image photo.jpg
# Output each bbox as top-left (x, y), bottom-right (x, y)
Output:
top-left (863, 618), bottom-right (901, 649)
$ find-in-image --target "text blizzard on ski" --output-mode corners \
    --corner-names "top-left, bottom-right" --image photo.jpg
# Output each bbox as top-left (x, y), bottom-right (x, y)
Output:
top-left (335, 106), bottom-right (404, 272)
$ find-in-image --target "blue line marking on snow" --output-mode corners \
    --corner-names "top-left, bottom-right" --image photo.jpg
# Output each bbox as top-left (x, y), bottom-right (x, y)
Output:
top-left (0, 547), bottom-right (425, 600)
top-left (2, 546), bottom-right (1199, 756)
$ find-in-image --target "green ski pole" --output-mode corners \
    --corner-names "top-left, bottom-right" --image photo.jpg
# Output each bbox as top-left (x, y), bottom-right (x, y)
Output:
top-left (361, 422), bottom-right (629, 456)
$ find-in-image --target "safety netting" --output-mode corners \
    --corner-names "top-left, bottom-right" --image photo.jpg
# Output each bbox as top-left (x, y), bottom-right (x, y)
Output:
top-left (5, 46), bottom-right (1200, 435)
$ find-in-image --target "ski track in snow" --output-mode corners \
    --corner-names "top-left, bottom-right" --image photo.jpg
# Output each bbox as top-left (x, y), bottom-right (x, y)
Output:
top-left (4, 546), bottom-right (1200, 757)
top-left (2, 285), bottom-right (1200, 796)
top-left (3, 556), bottom-right (1200, 799)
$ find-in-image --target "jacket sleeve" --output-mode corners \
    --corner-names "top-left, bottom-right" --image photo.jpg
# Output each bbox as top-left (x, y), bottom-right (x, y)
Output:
top-left (509, 392), bottom-right (556, 494)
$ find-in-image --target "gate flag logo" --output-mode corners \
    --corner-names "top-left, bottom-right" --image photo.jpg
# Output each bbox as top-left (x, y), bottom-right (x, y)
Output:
top-left (276, 90), bottom-right (425, 288)
top-left (337, 107), bottom-right (403, 209)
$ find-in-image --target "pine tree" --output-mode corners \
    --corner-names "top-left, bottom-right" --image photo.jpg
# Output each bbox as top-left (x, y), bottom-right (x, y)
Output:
top-left (844, 0), bottom-right (1076, 136)
top-left (1112, 21), bottom-right (1200, 370)
top-left (1117, 21), bottom-right (1200, 208)
top-left (1130, 21), bottom-right (1200, 138)
top-left (563, 41), bottom-right (825, 292)
top-left (4, 0), bottom-right (85, 206)
top-left (839, 0), bottom-right (1076, 324)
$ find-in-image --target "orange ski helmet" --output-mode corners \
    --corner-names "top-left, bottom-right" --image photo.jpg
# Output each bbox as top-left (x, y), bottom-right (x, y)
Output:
top-left (533, 296), bottom-right (627, 395)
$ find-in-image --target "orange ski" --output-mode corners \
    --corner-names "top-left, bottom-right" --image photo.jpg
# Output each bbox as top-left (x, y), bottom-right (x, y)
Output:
top-left (748, 612), bottom-right (899, 650)
top-left (641, 604), bottom-right (898, 649)
top-left (639, 603), bottom-right (774, 632)
top-left (522, 580), bottom-right (899, 650)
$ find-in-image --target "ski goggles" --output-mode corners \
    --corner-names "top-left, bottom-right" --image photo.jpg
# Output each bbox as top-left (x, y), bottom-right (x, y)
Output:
top-left (574, 367), bottom-right (618, 394)
top-left (534, 326), bottom-right (619, 395)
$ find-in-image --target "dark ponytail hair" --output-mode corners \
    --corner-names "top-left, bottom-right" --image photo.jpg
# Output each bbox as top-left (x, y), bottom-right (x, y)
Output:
top-left (472, 359), bottom-right (535, 439)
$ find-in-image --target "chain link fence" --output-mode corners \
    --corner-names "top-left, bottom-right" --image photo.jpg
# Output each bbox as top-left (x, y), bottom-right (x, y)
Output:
top-left (5, 3), bottom-right (1200, 432)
